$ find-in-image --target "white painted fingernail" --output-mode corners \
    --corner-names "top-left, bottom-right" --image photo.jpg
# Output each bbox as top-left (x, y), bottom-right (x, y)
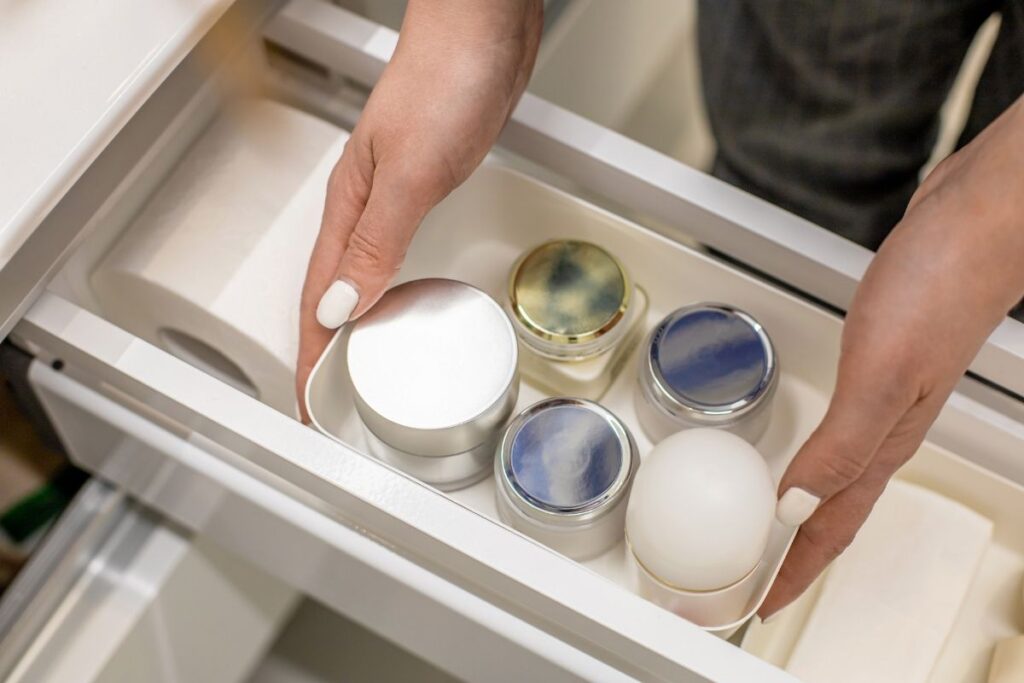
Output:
top-left (761, 611), bottom-right (781, 625)
top-left (316, 280), bottom-right (359, 329)
top-left (776, 487), bottom-right (821, 527)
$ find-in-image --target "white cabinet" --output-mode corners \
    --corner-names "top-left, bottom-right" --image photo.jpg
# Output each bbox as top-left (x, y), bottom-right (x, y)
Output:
top-left (3, 2), bottom-right (1024, 681)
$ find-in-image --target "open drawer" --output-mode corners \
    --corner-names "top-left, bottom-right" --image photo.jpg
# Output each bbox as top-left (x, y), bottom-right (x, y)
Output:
top-left (0, 480), bottom-right (296, 683)
top-left (7, 1), bottom-right (1024, 681)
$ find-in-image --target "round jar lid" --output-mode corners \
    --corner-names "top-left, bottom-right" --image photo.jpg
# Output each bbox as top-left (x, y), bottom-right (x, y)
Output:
top-left (508, 240), bottom-right (631, 355)
top-left (347, 279), bottom-right (519, 457)
top-left (498, 398), bottom-right (636, 522)
top-left (646, 304), bottom-right (776, 424)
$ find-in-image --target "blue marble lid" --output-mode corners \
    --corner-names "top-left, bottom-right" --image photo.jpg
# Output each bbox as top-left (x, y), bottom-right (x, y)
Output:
top-left (503, 399), bottom-right (632, 514)
top-left (650, 305), bottom-right (774, 411)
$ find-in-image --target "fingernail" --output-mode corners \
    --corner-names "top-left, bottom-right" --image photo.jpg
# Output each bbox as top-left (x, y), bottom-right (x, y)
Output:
top-left (316, 280), bottom-right (359, 329)
top-left (776, 487), bottom-right (821, 527)
top-left (760, 611), bottom-right (781, 625)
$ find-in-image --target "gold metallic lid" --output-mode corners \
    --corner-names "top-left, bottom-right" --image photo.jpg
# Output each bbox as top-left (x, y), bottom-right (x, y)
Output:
top-left (509, 240), bottom-right (631, 356)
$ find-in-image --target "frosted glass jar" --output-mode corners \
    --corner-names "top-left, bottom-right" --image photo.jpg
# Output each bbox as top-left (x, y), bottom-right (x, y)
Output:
top-left (507, 240), bottom-right (647, 399)
top-left (635, 304), bottom-right (778, 444)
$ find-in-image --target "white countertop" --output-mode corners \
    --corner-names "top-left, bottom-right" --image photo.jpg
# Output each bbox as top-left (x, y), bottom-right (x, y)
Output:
top-left (0, 0), bottom-right (232, 270)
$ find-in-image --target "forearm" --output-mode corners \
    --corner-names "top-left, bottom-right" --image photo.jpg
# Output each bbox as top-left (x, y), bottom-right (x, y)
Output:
top-left (399, 0), bottom-right (543, 100)
top-left (765, 94), bottom-right (1024, 617)
top-left (840, 95), bottom-right (1024, 397)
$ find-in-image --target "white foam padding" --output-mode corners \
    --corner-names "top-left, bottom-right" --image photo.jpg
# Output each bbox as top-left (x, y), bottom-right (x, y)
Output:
top-left (786, 479), bottom-right (992, 683)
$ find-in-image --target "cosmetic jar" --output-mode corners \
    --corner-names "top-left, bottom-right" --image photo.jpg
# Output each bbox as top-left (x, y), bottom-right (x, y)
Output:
top-left (495, 398), bottom-right (638, 559)
top-left (508, 240), bottom-right (647, 399)
top-left (625, 429), bottom-right (776, 622)
top-left (636, 303), bottom-right (778, 444)
top-left (347, 278), bottom-right (519, 490)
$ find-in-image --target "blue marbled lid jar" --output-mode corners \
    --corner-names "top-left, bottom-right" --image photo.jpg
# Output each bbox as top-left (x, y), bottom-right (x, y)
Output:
top-left (636, 304), bottom-right (778, 444)
top-left (495, 398), bottom-right (638, 559)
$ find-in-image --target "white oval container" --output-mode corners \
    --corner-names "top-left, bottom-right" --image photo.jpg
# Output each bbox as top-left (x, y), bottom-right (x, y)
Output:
top-left (625, 429), bottom-right (776, 626)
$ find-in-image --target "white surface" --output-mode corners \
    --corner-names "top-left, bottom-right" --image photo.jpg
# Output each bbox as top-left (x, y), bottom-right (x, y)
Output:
top-left (782, 480), bottom-right (992, 683)
top-left (0, 0), bottom-right (231, 270)
top-left (348, 280), bottom-right (517, 433)
top-left (92, 99), bottom-right (346, 415)
top-left (29, 360), bottom-right (645, 683)
top-left (7, 508), bottom-right (296, 683)
top-left (248, 599), bottom-right (458, 683)
top-left (626, 430), bottom-right (775, 592)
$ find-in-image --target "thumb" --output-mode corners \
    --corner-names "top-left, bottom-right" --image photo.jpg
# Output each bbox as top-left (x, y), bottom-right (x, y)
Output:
top-left (315, 165), bottom-right (434, 328)
top-left (775, 375), bottom-right (907, 527)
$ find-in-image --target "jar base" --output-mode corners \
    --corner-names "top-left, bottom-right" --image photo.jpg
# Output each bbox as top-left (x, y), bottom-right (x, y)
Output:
top-left (518, 286), bottom-right (648, 400)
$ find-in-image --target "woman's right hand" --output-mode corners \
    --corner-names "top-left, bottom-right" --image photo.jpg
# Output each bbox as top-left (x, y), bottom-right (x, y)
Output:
top-left (297, 0), bottom-right (543, 420)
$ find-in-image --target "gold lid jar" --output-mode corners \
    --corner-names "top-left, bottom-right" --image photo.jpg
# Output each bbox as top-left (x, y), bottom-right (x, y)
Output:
top-left (508, 240), bottom-right (635, 361)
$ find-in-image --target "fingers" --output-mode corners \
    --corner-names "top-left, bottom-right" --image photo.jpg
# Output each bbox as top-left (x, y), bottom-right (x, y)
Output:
top-left (759, 467), bottom-right (888, 618)
top-left (296, 138), bottom-right (373, 422)
top-left (774, 370), bottom-right (908, 526)
top-left (762, 397), bottom-right (936, 619)
top-left (322, 163), bottom-right (434, 323)
top-left (298, 138), bottom-right (440, 419)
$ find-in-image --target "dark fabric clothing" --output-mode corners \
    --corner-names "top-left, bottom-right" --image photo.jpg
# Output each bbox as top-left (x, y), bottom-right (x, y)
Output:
top-left (698, 0), bottom-right (1024, 251)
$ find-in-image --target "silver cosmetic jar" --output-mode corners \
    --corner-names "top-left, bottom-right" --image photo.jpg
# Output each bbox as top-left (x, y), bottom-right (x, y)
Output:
top-left (495, 398), bottom-right (638, 559)
top-left (635, 304), bottom-right (778, 444)
top-left (347, 278), bottom-right (520, 490)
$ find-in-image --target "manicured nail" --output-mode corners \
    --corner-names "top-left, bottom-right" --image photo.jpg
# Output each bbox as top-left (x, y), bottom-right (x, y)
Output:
top-left (760, 611), bottom-right (781, 625)
top-left (316, 280), bottom-right (359, 329)
top-left (776, 487), bottom-right (820, 527)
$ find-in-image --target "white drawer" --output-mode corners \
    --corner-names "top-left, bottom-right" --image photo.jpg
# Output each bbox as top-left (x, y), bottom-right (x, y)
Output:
top-left (0, 481), bottom-right (296, 683)
top-left (6, 2), bottom-right (1024, 682)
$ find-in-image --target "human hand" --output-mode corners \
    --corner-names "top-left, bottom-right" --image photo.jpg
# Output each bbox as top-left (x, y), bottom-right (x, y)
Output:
top-left (297, 0), bottom-right (542, 420)
top-left (761, 95), bottom-right (1024, 619)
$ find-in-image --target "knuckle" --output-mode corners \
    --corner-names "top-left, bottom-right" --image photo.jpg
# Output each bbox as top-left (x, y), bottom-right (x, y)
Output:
top-left (385, 157), bottom-right (456, 201)
top-left (818, 443), bottom-right (869, 487)
top-left (345, 229), bottom-right (394, 272)
top-left (801, 519), bottom-right (855, 563)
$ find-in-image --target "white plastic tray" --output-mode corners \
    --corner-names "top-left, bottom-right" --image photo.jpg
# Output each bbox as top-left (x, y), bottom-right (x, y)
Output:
top-left (307, 161), bottom-right (839, 632)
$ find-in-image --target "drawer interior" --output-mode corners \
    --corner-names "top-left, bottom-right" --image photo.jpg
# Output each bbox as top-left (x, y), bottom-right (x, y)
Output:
top-left (34, 19), bottom-right (1024, 681)
top-left (306, 160), bottom-right (832, 632)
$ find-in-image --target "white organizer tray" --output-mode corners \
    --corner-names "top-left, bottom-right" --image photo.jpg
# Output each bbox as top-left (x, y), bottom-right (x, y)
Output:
top-left (306, 162), bottom-right (838, 633)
